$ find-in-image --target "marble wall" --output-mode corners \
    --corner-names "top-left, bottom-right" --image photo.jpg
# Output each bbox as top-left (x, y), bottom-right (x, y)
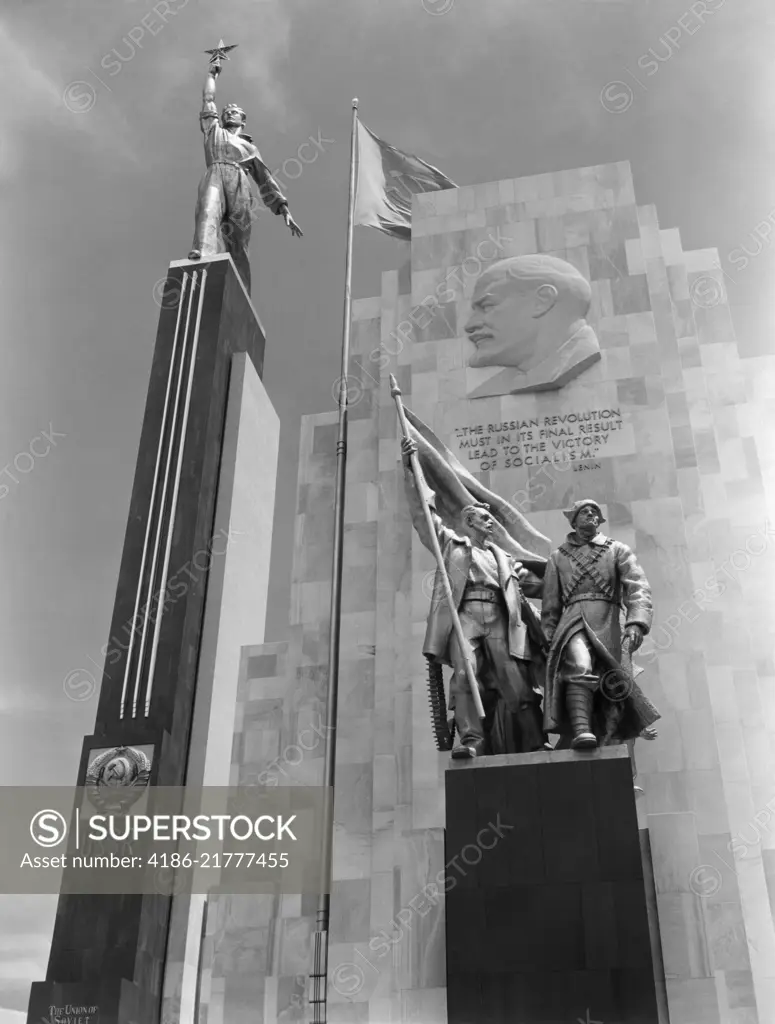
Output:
top-left (211, 162), bottom-right (775, 1024)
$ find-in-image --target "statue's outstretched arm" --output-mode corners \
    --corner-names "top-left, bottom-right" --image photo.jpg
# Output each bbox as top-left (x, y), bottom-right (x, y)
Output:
top-left (247, 160), bottom-right (303, 237)
top-left (249, 160), bottom-right (288, 214)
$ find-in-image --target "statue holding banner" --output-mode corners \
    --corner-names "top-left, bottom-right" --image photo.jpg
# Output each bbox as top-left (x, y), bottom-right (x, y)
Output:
top-left (401, 438), bottom-right (548, 758)
top-left (391, 376), bottom-right (552, 758)
top-left (541, 500), bottom-right (660, 752)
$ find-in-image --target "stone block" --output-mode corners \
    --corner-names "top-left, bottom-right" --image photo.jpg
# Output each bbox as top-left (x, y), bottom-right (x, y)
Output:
top-left (445, 749), bottom-right (659, 1022)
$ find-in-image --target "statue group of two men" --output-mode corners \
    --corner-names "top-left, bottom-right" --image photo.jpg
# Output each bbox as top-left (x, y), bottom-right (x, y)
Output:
top-left (401, 437), bottom-right (659, 764)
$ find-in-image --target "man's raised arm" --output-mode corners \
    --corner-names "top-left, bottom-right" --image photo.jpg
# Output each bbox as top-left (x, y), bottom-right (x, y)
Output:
top-left (400, 437), bottom-right (453, 553)
top-left (200, 66), bottom-right (219, 130)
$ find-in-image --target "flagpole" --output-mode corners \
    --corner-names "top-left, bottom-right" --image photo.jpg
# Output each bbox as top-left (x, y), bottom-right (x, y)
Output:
top-left (309, 96), bottom-right (359, 1024)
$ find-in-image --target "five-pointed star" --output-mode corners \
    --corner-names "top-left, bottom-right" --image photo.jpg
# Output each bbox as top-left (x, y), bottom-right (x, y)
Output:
top-left (205, 39), bottom-right (238, 63)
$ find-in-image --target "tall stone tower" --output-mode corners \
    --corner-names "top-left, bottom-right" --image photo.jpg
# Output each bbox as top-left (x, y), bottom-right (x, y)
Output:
top-left (27, 254), bottom-right (280, 1024)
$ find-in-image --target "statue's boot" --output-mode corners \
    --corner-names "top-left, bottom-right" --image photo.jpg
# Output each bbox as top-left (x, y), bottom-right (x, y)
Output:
top-left (566, 682), bottom-right (598, 749)
top-left (188, 249), bottom-right (202, 260)
top-left (451, 740), bottom-right (485, 760)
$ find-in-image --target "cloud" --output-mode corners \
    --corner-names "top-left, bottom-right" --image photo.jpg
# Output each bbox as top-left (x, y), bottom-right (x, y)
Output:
top-left (166, 0), bottom-right (346, 137)
top-left (219, 0), bottom-right (296, 121)
top-left (0, 17), bottom-right (135, 179)
top-left (146, 0), bottom-right (304, 129)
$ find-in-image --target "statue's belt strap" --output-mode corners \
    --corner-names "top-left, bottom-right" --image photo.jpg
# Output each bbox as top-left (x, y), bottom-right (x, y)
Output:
top-left (564, 593), bottom-right (617, 607)
top-left (461, 587), bottom-right (502, 604)
top-left (563, 573), bottom-right (613, 604)
top-left (211, 160), bottom-right (247, 171)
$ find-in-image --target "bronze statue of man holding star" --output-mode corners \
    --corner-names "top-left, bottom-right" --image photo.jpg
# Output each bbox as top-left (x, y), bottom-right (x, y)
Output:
top-left (189, 40), bottom-right (302, 294)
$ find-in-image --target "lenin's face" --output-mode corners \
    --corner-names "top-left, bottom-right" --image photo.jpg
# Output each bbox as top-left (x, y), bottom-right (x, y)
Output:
top-left (465, 270), bottom-right (540, 369)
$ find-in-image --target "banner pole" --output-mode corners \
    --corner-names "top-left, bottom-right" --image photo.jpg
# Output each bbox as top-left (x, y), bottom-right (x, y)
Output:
top-left (389, 374), bottom-right (485, 721)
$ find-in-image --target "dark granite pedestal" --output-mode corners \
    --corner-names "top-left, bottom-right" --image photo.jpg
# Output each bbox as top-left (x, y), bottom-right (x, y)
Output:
top-left (445, 746), bottom-right (662, 1024)
top-left (27, 256), bottom-right (266, 1024)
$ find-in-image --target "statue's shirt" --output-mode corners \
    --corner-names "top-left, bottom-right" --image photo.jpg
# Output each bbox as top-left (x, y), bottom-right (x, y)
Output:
top-left (200, 107), bottom-right (261, 165)
top-left (196, 104), bottom-right (287, 214)
top-left (468, 545), bottom-right (500, 589)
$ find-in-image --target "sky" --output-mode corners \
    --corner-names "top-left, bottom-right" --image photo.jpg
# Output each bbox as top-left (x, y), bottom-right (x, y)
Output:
top-left (0, 0), bottom-right (774, 1014)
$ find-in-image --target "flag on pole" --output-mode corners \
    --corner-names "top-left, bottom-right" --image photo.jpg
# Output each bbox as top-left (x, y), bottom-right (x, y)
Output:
top-left (310, 103), bottom-right (453, 1024)
top-left (354, 120), bottom-right (456, 239)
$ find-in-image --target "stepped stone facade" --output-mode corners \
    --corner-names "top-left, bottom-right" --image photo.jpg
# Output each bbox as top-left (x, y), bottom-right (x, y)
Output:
top-left (202, 162), bottom-right (775, 1024)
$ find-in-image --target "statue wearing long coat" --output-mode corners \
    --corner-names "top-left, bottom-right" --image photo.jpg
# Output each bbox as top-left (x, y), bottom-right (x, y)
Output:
top-left (541, 531), bottom-right (659, 742)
